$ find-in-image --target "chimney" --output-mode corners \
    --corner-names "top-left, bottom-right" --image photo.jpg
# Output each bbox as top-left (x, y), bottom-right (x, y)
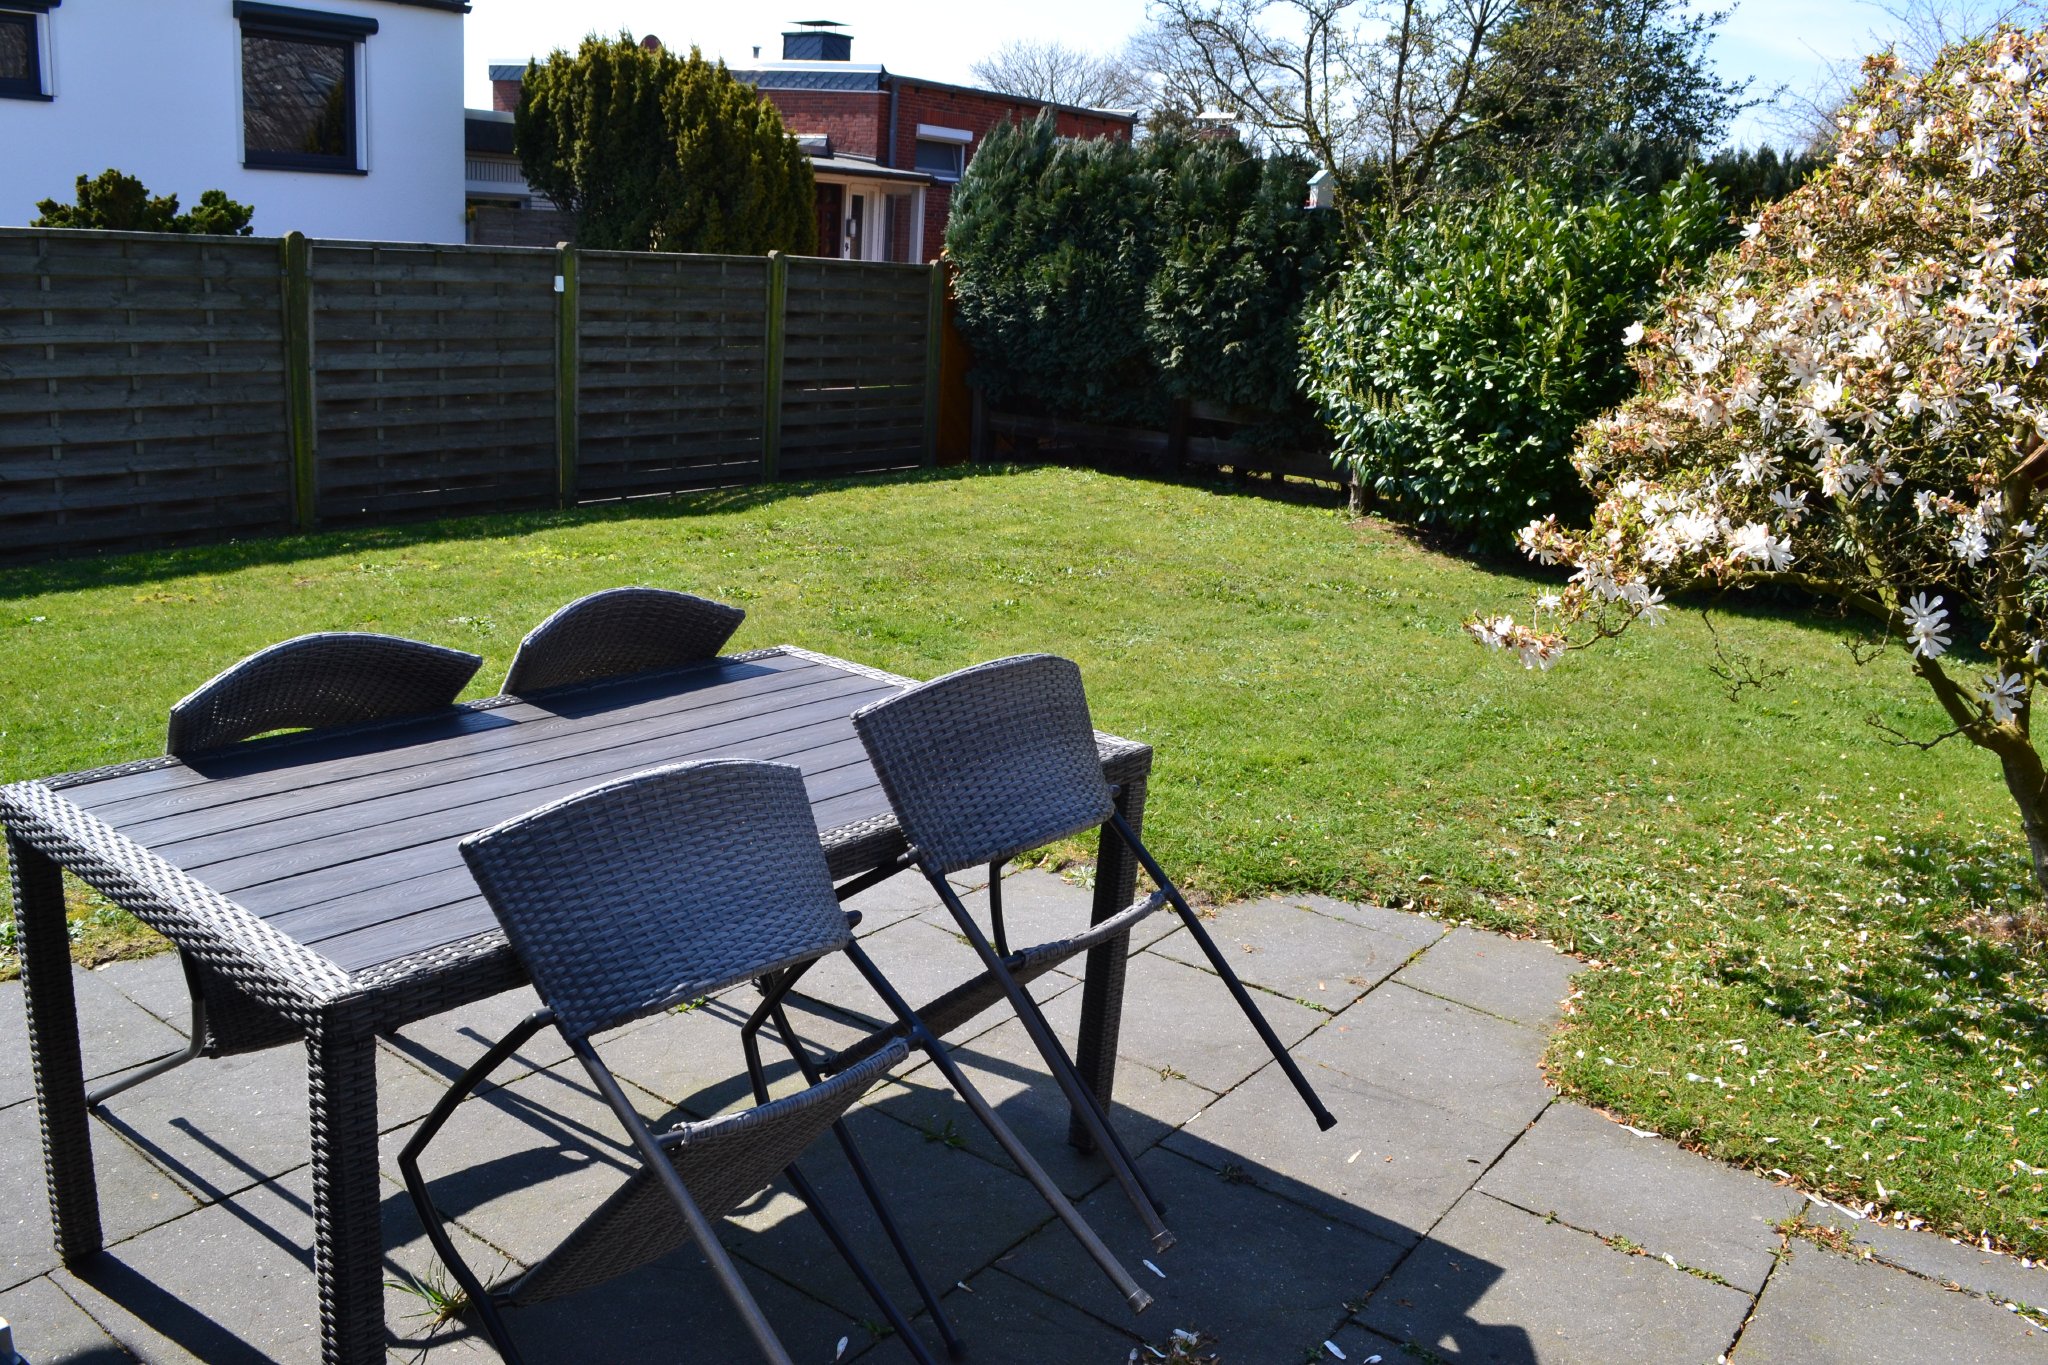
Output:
top-left (782, 19), bottom-right (851, 61)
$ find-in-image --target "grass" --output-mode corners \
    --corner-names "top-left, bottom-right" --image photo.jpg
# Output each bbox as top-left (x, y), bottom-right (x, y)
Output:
top-left (0, 463), bottom-right (2041, 1258)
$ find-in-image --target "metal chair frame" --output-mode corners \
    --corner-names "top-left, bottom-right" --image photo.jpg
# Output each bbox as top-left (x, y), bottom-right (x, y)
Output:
top-left (832, 655), bottom-right (1338, 1251)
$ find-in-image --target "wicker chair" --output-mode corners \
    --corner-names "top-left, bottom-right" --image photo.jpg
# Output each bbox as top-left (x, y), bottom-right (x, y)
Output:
top-left (87, 633), bottom-right (483, 1108)
top-left (502, 587), bottom-right (745, 695)
top-left (831, 654), bottom-right (1339, 1249)
top-left (400, 760), bottom-right (1152, 1365)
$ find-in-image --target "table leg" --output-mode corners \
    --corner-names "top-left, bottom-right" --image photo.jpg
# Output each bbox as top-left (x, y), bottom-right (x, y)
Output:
top-left (307, 1015), bottom-right (384, 1365)
top-left (1068, 774), bottom-right (1146, 1153)
top-left (7, 831), bottom-right (103, 1262)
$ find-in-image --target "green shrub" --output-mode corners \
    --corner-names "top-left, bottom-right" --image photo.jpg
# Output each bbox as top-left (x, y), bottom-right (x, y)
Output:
top-left (1299, 172), bottom-right (1727, 541)
top-left (33, 170), bottom-right (254, 235)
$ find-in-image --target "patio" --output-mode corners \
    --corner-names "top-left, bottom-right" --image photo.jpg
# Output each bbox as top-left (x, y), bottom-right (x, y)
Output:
top-left (3, 865), bottom-right (2041, 1363)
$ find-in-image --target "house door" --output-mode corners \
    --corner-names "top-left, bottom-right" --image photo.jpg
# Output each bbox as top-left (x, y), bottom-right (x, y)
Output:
top-left (814, 183), bottom-right (843, 258)
top-left (845, 192), bottom-right (866, 259)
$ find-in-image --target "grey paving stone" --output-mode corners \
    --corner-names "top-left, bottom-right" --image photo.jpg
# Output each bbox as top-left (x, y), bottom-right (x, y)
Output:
top-left (1362, 1191), bottom-right (1751, 1364)
top-left (378, 982), bottom-right (575, 1096)
top-left (787, 913), bottom-right (996, 1037)
top-left (864, 997), bottom-right (1215, 1204)
top-left (718, 1098), bottom-right (1062, 1326)
top-left (91, 1040), bottom-right (447, 1203)
top-left (1300, 984), bottom-right (1553, 1127)
top-left (841, 866), bottom-right (948, 933)
top-left (1166, 1057), bottom-right (1531, 1244)
top-left (0, 1273), bottom-right (133, 1363)
top-left (585, 993), bottom-right (812, 1116)
top-left (2, 1103), bottom-right (197, 1293)
top-left (1477, 1102), bottom-right (1800, 1293)
top-left (1104, 953), bottom-right (1327, 1097)
top-left (1282, 895), bottom-right (1449, 949)
top-left (87, 954), bottom-right (190, 1034)
top-left (1732, 1242), bottom-right (2046, 1363)
top-left (1799, 1204), bottom-right (2048, 1311)
top-left (1002, 1146), bottom-right (1404, 1365)
top-left (1323, 1320), bottom-right (1407, 1363)
top-left (1151, 896), bottom-right (1431, 1012)
top-left (1393, 928), bottom-right (1580, 1029)
top-left (2, 972), bottom-right (188, 1114)
top-left (854, 1267), bottom-right (1140, 1365)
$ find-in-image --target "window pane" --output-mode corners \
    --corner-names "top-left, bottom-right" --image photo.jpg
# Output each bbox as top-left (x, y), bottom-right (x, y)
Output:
top-left (0, 18), bottom-right (32, 84)
top-left (913, 139), bottom-right (962, 179)
top-left (242, 32), bottom-right (348, 158)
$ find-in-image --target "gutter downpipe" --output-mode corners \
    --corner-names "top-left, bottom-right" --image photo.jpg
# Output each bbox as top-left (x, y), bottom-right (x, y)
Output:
top-left (886, 67), bottom-right (899, 168)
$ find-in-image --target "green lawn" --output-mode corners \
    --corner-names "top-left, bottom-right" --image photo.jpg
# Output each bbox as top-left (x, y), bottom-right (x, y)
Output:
top-left (1, 464), bottom-right (2041, 1262)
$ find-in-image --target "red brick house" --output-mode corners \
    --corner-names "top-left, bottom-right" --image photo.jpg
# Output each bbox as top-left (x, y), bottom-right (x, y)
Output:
top-left (488, 23), bottom-right (1136, 262)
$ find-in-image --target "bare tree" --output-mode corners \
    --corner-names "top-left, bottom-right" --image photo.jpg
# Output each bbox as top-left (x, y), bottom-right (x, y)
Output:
top-left (1141, 0), bottom-right (1511, 214)
top-left (970, 40), bottom-right (1152, 109)
top-left (1773, 0), bottom-right (2048, 147)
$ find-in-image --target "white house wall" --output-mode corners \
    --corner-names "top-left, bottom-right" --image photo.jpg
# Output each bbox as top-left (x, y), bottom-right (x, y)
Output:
top-left (0, 0), bottom-right (464, 242)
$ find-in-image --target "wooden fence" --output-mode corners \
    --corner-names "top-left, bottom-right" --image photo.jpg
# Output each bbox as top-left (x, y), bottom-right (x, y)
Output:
top-left (0, 227), bottom-right (946, 563)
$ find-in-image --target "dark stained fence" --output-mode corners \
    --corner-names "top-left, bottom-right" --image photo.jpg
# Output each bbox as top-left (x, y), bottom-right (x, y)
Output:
top-left (312, 242), bottom-right (559, 524)
top-left (778, 258), bottom-right (932, 476)
top-left (0, 230), bottom-right (293, 560)
top-left (0, 228), bottom-right (944, 565)
top-left (575, 250), bottom-right (770, 501)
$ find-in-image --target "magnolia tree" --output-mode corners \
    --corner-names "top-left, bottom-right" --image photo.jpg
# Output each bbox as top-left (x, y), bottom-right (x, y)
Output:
top-left (1471, 29), bottom-right (2048, 894)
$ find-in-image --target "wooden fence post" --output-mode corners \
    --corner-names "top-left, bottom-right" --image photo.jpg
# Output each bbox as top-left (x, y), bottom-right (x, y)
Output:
top-left (280, 231), bottom-right (317, 531)
top-left (553, 242), bottom-right (579, 508)
top-left (761, 250), bottom-right (787, 480)
top-left (922, 259), bottom-right (944, 466)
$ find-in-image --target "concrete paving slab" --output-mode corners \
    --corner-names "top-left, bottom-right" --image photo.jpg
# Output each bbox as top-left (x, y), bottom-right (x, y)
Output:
top-left (1393, 929), bottom-right (1580, 1029)
top-left (1151, 896), bottom-right (1430, 1012)
top-left (2, 1103), bottom-right (197, 1293)
top-left (1478, 1102), bottom-right (1800, 1293)
top-left (1106, 953), bottom-right (1327, 1097)
top-left (1798, 1205), bottom-right (2048, 1311)
top-left (1732, 1242), bottom-right (2046, 1363)
top-left (1166, 1059), bottom-right (1533, 1244)
top-left (1323, 1320), bottom-right (1407, 1364)
top-left (87, 954), bottom-right (189, 1035)
top-left (1001, 1146), bottom-right (1404, 1365)
top-left (935, 868), bottom-right (1183, 957)
top-left (787, 913), bottom-right (995, 1037)
top-left (1299, 984), bottom-right (1553, 1127)
top-left (854, 1267), bottom-right (1141, 1365)
top-left (378, 983), bottom-right (575, 1096)
top-left (90, 1042), bottom-right (446, 1203)
top-left (1361, 1191), bottom-right (1751, 1364)
top-left (0, 1274), bottom-right (133, 1363)
top-left (1281, 895), bottom-right (1448, 950)
top-left (2, 972), bottom-right (188, 1114)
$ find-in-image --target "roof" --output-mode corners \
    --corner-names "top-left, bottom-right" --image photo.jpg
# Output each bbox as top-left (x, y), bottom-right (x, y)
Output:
top-left (488, 63), bottom-right (529, 82)
top-left (806, 154), bottom-right (931, 184)
top-left (733, 62), bottom-right (1136, 123)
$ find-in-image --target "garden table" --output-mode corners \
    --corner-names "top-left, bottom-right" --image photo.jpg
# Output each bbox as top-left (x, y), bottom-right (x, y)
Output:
top-left (0, 645), bottom-right (1152, 1365)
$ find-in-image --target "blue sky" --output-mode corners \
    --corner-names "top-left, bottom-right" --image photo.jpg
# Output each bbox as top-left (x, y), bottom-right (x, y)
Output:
top-left (461, 0), bottom-right (1906, 149)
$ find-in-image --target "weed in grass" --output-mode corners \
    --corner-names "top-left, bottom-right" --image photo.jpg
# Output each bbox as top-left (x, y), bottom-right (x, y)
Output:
top-left (0, 465), bottom-right (2038, 1255)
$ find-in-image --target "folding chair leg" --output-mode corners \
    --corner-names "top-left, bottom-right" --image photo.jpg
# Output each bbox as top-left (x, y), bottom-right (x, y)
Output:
top-left (987, 859), bottom-right (1010, 956)
top-left (936, 879), bottom-right (1174, 1246)
top-left (741, 971), bottom-right (967, 1358)
top-left (573, 1041), bottom-right (798, 1365)
top-left (1110, 812), bottom-right (1339, 1132)
top-left (769, 1002), bottom-right (968, 1361)
top-left (843, 941), bottom-right (1155, 1316)
top-left (397, 1010), bottom-right (553, 1365)
top-left (786, 1163), bottom-right (941, 1365)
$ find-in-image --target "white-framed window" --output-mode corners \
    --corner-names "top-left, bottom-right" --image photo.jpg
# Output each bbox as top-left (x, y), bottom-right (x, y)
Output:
top-left (235, 1), bottom-right (375, 174)
top-left (0, 0), bottom-right (55, 102)
top-left (913, 123), bottom-right (972, 182)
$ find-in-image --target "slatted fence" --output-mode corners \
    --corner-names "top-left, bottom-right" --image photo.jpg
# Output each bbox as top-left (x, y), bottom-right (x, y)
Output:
top-left (0, 227), bottom-right (945, 563)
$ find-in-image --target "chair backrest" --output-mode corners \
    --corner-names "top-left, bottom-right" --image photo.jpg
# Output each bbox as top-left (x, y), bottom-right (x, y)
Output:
top-left (852, 654), bottom-right (1115, 875)
top-left (166, 632), bottom-right (483, 757)
top-left (459, 760), bottom-right (849, 1040)
top-left (502, 587), bottom-right (745, 695)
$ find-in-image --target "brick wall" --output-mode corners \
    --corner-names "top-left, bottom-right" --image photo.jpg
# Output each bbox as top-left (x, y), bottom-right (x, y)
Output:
top-left (757, 91), bottom-right (889, 159)
top-left (492, 77), bottom-right (521, 112)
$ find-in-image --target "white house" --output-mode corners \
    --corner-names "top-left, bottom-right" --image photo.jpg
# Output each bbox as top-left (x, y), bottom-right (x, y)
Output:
top-left (0, 0), bottom-right (468, 242)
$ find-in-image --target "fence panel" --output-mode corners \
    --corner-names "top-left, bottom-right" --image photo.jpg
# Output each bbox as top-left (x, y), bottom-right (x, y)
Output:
top-left (575, 250), bottom-right (769, 501)
top-left (777, 258), bottom-right (930, 475)
top-left (311, 242), bottom-right (558, 524)
top-left (0, 230), bottom-right (291, 562)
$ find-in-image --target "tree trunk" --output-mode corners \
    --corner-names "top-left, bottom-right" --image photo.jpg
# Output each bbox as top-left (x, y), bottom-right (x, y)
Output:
top-left (1994, 738), bottom-right (2048, 897)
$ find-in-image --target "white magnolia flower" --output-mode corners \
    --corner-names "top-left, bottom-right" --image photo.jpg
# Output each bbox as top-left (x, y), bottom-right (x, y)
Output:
top-left (1901, 592), bottom-right (1951, 658)
top-left (1979, 671), bottom-right (2026, 723)
top-left (1734, 449), bottom-right (1779, 485)
top-left (1622, 321), bottom-right (1646, 347)
top-left (1771, 485), bottom-right (1809, 523)
top-left (1535, 592), bottom-right (1562, 613)
top-left (1729, 522), bottom-right (1796, 570)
